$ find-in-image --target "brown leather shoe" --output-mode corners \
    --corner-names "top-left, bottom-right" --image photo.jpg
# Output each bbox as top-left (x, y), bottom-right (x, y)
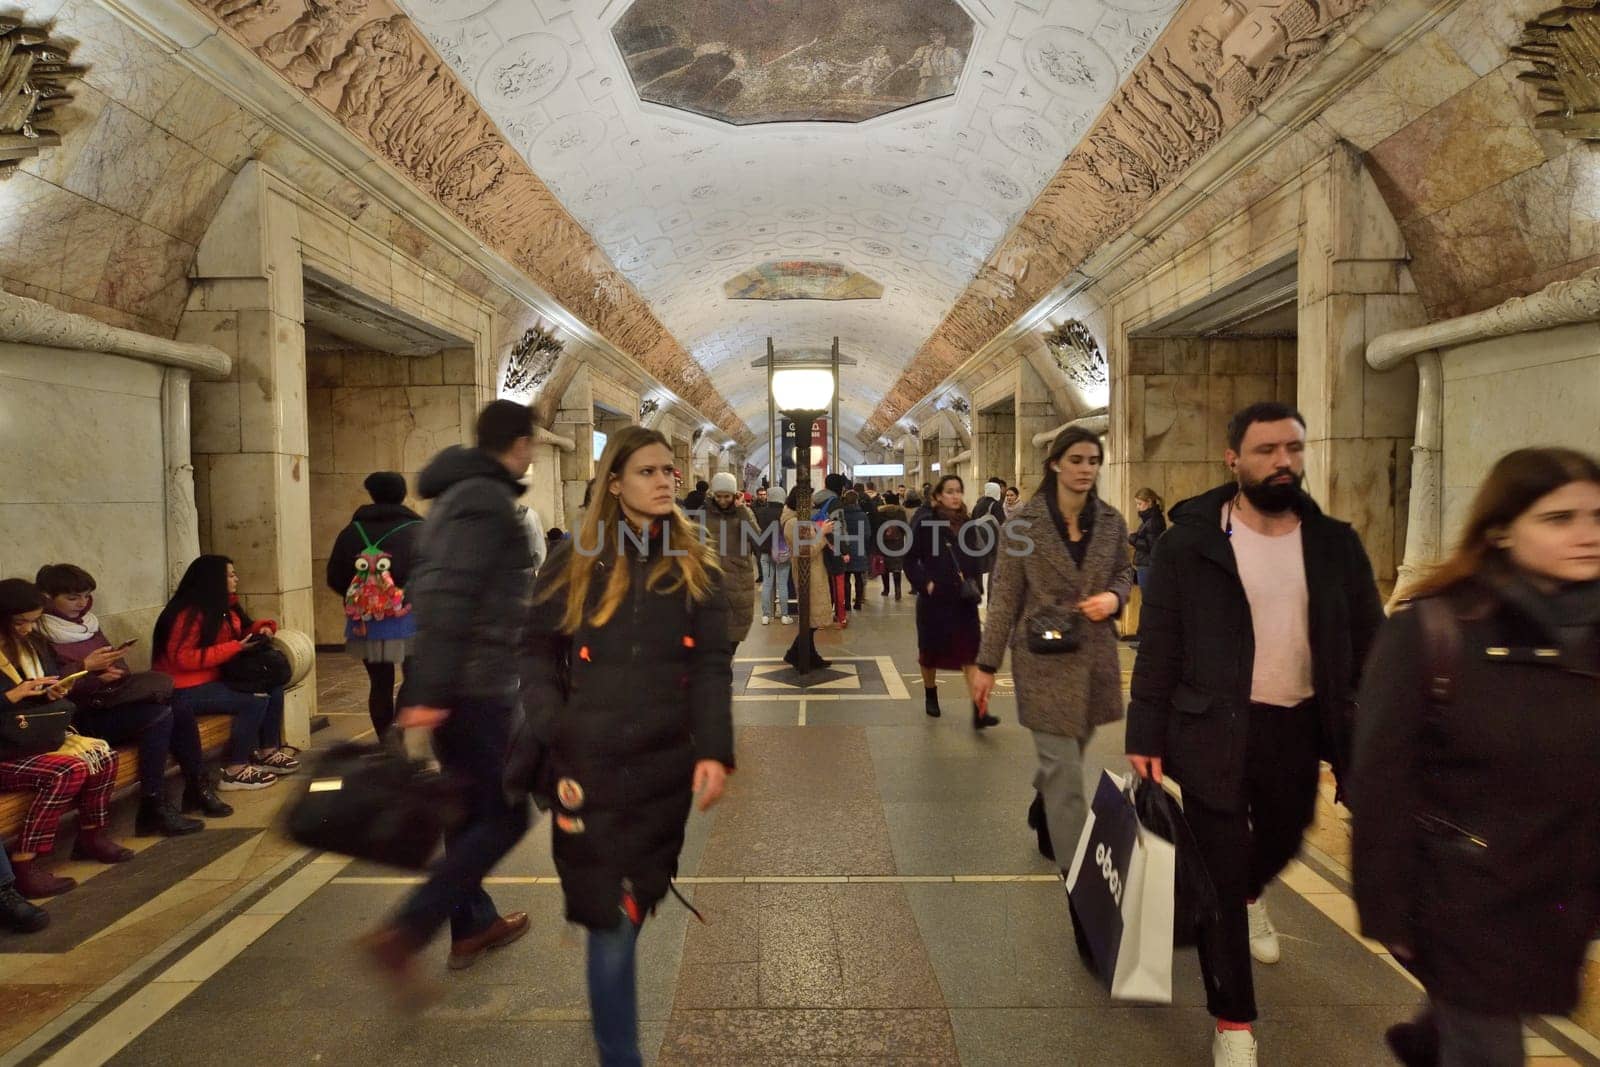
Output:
top-left (356, 924), bottom-right (437, 1012)
top-left (448, 911), bottom-right (530, 971)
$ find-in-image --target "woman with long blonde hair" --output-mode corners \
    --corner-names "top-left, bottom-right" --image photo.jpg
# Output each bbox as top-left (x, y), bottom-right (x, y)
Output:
top-left (521, 426), bottom-right (735, 1067)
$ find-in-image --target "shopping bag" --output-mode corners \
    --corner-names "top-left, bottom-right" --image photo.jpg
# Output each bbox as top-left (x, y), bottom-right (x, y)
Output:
top-left (1064, 770), bottom-right (1177, 1002)
top-left (283, 736), bottom-right (468, 869)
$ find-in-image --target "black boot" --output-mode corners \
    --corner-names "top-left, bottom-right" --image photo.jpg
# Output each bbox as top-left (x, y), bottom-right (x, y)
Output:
top-left (1027, 792), bottom-right (1055, 861)
top-left (0, 882), bottom-right (48, 933)
top-left (924, 687), bottom-right (941, 718)
top-left (1384, 1012), bottom-right (1440, 1067)
top-left (136, 795), bottom-right (204, 837)
top-left (182, 775), bottom-right (234, 818)
top-left (973, 703), bottom-right (1000, 730)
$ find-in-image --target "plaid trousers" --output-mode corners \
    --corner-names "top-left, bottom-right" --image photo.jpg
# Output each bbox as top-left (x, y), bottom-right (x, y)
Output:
top-left (0, 750), bottom-right (119, 854)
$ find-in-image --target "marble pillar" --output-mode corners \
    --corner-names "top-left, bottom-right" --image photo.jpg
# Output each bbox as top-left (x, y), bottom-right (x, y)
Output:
top-left (178, 163), bottom-right (316, 746)
top-left (976, 409), bottom-right (1016, 487)
top-left (1015, 359), bottom-right (1056, 500)
top-left (555, 370), bottom-right (596, 526)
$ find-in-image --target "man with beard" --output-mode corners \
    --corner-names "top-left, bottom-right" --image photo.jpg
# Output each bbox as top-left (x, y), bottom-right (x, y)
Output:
top-left (1124, 402), bottom-right (1383, 1067)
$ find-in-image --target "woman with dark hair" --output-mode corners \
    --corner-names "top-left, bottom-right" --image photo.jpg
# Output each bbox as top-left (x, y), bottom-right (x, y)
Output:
top-left (839, 490), bottom-right (871, 613)
top-left (1, 579), bottom-right (133, 897)
top-left (325, 471), bottom-right (423, 737)
top-left (521, 426), bottom-right (735, 1067)
top-left (875, 492), bottom-right (909, 600)
top-left (153, 555), bottom-right (293, 791)
top-left (973, 427), bottom-right (1133, 864)
top-left (1351, 448), bottom-right (1600, 1067)
top-left (782, 485), bottom-right (836, 669)
top-left (905, 474), bottom-right (993, 726)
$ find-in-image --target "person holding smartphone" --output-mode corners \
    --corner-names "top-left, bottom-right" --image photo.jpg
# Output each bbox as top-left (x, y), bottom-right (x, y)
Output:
top-left (1, 579), bottom-right (134, 898)
top-left (36, 564), bottom-right (211, 832)
top-left (153, 556), bottom-right (296, 791)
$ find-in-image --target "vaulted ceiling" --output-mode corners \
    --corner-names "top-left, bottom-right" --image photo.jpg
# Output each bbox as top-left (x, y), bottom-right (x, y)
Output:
top-left (400, 0), bottom-right (1183, 444)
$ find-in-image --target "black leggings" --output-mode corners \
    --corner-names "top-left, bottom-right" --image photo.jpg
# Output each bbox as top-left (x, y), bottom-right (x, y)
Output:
top-left (880, 570), bottom-right (903, 595)
top-left (363, 658), bottom-right (413, 737)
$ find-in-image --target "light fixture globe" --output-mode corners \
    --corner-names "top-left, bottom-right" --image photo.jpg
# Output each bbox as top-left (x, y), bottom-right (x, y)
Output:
top-left (771, 367), bottom-right (835, 413)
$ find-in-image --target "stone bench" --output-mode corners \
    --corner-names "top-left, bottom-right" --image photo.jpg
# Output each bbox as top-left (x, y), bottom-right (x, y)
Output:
top-left (0, 714), bottom-right (234, 847)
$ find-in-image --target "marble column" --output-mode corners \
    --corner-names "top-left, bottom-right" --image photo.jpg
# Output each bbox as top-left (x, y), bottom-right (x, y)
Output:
top-left (976, 409), bottom-right (1016, 487)
top-left (1297, 145), bottom-right (1425, 594)
top-left (555, 370), bottom-right (596, 526)
top-left (160, 367), bottom-right (200, 597)
top-left (1015, 359), bottom-right (1056, 499)
top-left (177, 163), bottom-right (317, 746)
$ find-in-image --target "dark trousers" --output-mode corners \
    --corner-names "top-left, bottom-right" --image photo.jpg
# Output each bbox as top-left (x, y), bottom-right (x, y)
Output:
top-left (1431, 1001), bottom-right (1525, 1067)
top-left (394, 700), bottom-right (530, 942)
top-left (170, 682), bottom-right (283, 765)
top-left (75, 702), bottom-right (178, 799)
top-left (880, 570), bottom-right (902, 596)
top-left (361, 657), bottom-right (413, 737)
top-left (1184, 699), bottom-right (1322, 1022)
top-left (848, 572), bottom-right (866, 606)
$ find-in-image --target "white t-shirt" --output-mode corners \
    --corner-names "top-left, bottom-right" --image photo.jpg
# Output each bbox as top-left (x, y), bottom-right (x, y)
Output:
top-left (1227, 513), bottom-right (1315, 707)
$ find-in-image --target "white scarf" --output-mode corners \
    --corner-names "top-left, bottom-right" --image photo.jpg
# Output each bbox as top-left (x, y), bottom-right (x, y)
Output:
top-left (37, 610), bottom-right (99, 645)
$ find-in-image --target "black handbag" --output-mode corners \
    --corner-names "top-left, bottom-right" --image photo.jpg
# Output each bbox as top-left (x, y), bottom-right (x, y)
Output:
top-left (284, 736), bottom-right (468, 870)
top-left (83, 670), bottom-right (174, 711)
top-left (221, 644), bottom-right (292, 693)
top-left (942, 541), bottom-right (983, 604)
top-left (0, 697), bottom-right (75, 759)
top-left (1027, 608), bottom-right (1084, 654)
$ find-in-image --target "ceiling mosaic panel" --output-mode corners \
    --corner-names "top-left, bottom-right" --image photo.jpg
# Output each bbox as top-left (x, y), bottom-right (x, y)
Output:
top-left (725, 262), bottom-right (884, 301)
top-left (611, 0), bottom-right (976, 125)
top-left (393, 0), bottom-right (1186, 440)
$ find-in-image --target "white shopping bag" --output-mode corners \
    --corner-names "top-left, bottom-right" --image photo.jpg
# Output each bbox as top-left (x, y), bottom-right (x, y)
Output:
top-left (1064, 770), bottom-right (1177, 1003)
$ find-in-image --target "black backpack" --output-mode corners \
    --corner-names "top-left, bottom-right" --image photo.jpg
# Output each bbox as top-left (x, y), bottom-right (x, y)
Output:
top-left (221, 643), bottom-right (292, 693)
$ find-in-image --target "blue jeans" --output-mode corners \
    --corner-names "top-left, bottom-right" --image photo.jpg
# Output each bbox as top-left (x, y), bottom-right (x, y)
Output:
top-left (170, 682), bottom-right (283, 765)
top-left (394, 700), bottom-right (530, 942)
top-left (759, 556), bottom-right (791, 619)
top-left (588, 917), bottom-right (643, 1067)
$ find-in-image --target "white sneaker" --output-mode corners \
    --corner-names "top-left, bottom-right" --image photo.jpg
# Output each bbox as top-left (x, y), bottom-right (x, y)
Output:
top-left (762, 615), bottom-right (771, 625)
top-left (782, 616), bottom-right (795, 625)
top-left (1213, 1028), bottom-right (1257, 1067)
top-left (1247, 899), bottom-right (1280, 964)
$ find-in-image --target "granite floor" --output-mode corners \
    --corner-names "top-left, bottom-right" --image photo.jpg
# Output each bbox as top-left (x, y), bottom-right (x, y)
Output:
top-left (4, 596), bottom-right (1596, 1066)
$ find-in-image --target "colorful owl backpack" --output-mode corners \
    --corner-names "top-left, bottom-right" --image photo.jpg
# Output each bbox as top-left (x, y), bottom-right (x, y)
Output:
top-left (343, 521), bottom-right (420, 635)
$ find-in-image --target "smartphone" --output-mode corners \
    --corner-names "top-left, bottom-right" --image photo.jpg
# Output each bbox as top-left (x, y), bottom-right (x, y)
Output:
top-left (57, 670), bottom-right (90, 685)
top-left (114, 638), bottom-right (138, 650)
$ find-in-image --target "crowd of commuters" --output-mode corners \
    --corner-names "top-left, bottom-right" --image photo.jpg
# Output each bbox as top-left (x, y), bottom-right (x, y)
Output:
top-left (6, 390), bottom-right (1596, 1067)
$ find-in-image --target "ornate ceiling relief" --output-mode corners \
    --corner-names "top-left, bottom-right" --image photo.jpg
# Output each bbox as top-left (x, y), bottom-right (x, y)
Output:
top-left (1044, 320), bottom-right (1108, 393)
top-left (724, 262), bottom-right (884, 301)
top-left (1513, 1), bottom-right (1600, 141)
top-left (859, 0), bottom-right (1373, 442)
top-left (612, 0), bottom-right (975, 125)
top-left (500, 323), bottom-right (565, 399)
top-left (0, 19), bottom-right (85, 179)
top-left (186, 0), bottom-right (746, 439)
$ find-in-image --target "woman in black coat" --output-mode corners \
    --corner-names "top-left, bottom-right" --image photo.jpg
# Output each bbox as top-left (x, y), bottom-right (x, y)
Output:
top-left (521, 426), bottom-right (734, 1067)
top-left (838, 492), bottom-right (871, 613)
top-left (1127, 487), bottom-right (1166, 584)
top-left (1351, 447), bottom-right (1600, 1067)
top-left (903, 475), bottom-right (995, 728)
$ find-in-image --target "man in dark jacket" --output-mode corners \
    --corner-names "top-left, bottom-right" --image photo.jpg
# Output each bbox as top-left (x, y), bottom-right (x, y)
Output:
top-left (1125, 402), bottom-right (1383, 1067)
top-left (362, 400), bottom-right (538, 995)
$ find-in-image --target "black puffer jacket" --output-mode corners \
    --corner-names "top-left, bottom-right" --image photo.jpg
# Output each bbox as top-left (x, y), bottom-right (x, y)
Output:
top-left (405, 446), bottom-right (534, 708)
top-left (1128, 505), bottom-right (1167, 568)
top-left (325, 501), bottom-right (424, 597)
top-left (1351, 578), bottom-right (1600, 1015)
top-left (521, 531), bottom-right (735, 929)
top-left (1124, 483), bottom-right (1383, 811)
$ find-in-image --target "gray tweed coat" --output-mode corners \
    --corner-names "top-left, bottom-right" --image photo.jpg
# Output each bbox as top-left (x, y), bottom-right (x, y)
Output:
top-left (977, 493), bottom-right (1134, 739)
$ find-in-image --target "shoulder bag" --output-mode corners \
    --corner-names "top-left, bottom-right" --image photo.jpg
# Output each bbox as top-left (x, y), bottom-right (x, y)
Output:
top-left (941, 539), bottom-right (983, 604)
top-left (0, 698), bottom-right (75, 759)
top-left (1025, 531), bottom-right (1087, 655)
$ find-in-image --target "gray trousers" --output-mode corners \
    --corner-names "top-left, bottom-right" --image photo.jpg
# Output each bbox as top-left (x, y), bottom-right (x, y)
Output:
top-left (1031, 729), bottom-right (1091, 870)
top-left (1433, 1000), bottom-right (1524, 1067)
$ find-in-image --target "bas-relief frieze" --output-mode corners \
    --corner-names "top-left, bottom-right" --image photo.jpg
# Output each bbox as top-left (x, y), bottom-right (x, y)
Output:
top-left (860, 0), bottom-right (1374, 442)
top-left (187, 0), bottom-right (745, 439)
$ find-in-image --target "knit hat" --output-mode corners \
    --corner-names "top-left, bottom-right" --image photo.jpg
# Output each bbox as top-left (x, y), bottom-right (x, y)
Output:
top-left (710, 471), bottom-right (738, 495)
top-left (364, 471), bottom-right (408, 504)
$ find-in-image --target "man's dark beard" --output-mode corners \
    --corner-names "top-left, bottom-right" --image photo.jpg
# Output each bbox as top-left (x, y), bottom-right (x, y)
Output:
top-left (1239, 470), bottom-right (1304, 514)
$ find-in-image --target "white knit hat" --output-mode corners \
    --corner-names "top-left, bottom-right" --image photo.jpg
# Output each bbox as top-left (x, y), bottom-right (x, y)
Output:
top-left (710, 471), bottom-right (739, 494)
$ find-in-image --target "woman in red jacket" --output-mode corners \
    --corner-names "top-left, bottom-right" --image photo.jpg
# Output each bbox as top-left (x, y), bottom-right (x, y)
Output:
top-left (152, 556), bottom-right (296, 791)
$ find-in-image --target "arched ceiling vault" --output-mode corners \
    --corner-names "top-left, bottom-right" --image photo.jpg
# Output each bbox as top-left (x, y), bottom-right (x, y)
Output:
top-left (391, 0), bottom-right (1185, 442)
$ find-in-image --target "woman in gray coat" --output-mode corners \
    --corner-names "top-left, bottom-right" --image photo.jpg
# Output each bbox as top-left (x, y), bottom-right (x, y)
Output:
top-left (972, 427), bottom-right (1133, 868)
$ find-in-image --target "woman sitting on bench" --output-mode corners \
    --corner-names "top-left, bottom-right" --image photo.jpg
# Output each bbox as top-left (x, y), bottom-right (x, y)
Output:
top-left (1, 578), bottom-right (135, 898)
top-left (153, 556), bottom-right (296, 792)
